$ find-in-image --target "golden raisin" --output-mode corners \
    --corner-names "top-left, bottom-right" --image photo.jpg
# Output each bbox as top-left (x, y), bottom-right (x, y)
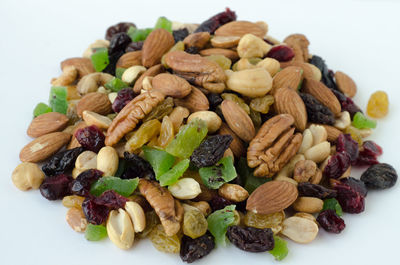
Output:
top-left (244, 211), bottom-right (285, 234)
top-left (205, 55), bottom-right (232, 70)
top-left (149, 224), bottom-right (181, 253)
top-left (367, 91), bottom-right (389, 118)
top-left (183, 210), bottom-right (208, 239)
top-left (344, 126), bottom-right (363, 147)
top-left (62, 195), bottom-right (85, 209)
top-left (250, 95), bottom-right (275, 114)
top-left (125, 119), bottom-right (161, 152)
top-left (158, 116), bottom-right (174, 148)
top-left (138, 211), bottom-right (160, 239)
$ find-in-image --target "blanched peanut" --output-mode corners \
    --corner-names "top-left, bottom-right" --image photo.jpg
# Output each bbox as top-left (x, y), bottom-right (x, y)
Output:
top-left (168, 178), bottom-right (201, 200)
top-left (292, 197), bottom-right (323, 213)
top-left (107, 209), bottom-right (135, 250)
top-left (309, 124), bottom-right (327, 145)
top-left (294, 212), bottom-right (317, 224)
top-left (66, 207), bottom-right (87, 232)
top-left (187, 111), bottom-right (222, 133)
top-left (281, 216), bottom-right (319, 244)
top-left (298, 129), bottom-right (313, 154)
top-left (97, 146), bottom-right (119, 176)
top-left (75, 151), bottom-right (97, 171)
top-left (334, 111), bottom-right (351, 129)
top-left (218, 183), bottom-right (249, 202)
top-left (82, 110), bottom-right (112, 129)
top-left (11, 162), bottom-right (44, 191)
top-left (304, 141), bottom-right (331, 163)
top-left (237, 34), bottom-right (271, 58)
top-left (125, 201), bottom-right (146, 233)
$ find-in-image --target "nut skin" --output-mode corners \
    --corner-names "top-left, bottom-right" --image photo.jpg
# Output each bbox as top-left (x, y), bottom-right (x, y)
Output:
top-left (97, 146), bottom-right (119, 176)
top-left (152, 73), bottom-right (192, 98)
top-left (221, 99), bottom-right (255, 142)
top-left (335, 71), bottom-right (357, 97)
top-left (116, 51), bottom-right (142, 68)
top-left (187, 111), bottom-right (222, 133)
top-left (11, 162), bottom-right (44, 191)
top-left (292, 197), bottom-right (324, 214)
top-left (215, 21), bottom-right (267, 38)
top-left (218, 183), bottom-right (249, 202)
top-left (133, 64), bottom-right (165, 93)
top-left (82, 110), bottom-right (112, 129)
top-left (321, 125), bottom-right (342, 142)
top-left (283, 34), bottom-right (310, 63)
top-left (303, 79), bottom-right (341, 116)
top-left (226, 68), bottom-right (272, 98)
top-left (218, 122), bottom-right (245, 158)
top-left (27, 112), bottom-right (69, 138)
top-left (199, 48), bottom-right (239, 61)
top-left (142, 28), bottom-right (175, 68)
top-left (183, 32), bottom-right (210, 49)
top-left (76, 92), bottom-right (112, 117)
top-left (60, 57), bottom-right (95, 77)
top-left (173, 86), bottom-right (209, 113)
top-left (271, 66), bottom-right (303, 95)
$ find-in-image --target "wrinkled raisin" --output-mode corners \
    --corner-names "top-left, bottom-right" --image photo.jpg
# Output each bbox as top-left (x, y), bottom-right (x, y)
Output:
top-left (332, 177), bottom-right (366, 214)
top-left (209, 195), bottom-right (234, 211)
top-left (297, 183), bottom-right (337, 199)
top-left (227, 226), bottom-right (274, 252)
top-left (190, 135), bottom-right (233, 168)
top-left (42, 147), bottom-right (84, 176)
top-left (75, 125), bottom-right (105, 153)
top-left (185, 46), bottom-right (199, 54)
top-left (71, 169), bottom-right (103, 196)
top-left (39, 174), bottom-right (72, 200)
top-left (323, 151), bottom-right (351, 179)
top-left (122, 152), bottom-right (155, 180)
top-left (180, 233), bottom-right (215, 263)
top-left (336, 134), bottom-right (359, 163)
top-left (112, 88), bottom-right (137, 113)
top-left (109, 32), bottom-right (132, 54)
top-left (266, 45), bottom-right (295, 62)
top-left (300, 93), bottom-right (335, 125)
top-left (195, 8), bottom-right (237, 34)
top-left (206, 93), bottom-right (223, 110)
top-left (125, 41), bottom-right (144, 52)
top-left (173, 28), bottom-right (189, 43)
top-left (309, 55), bottom-right (336, 89)
top-left (361, 163), bottom-right (397, 189)
top-left (331, 90), bottom-right (362, 118)
top-left (317, 209), bottom-right (345, 233)
top-left (105, 22), bottom-right (136, 41)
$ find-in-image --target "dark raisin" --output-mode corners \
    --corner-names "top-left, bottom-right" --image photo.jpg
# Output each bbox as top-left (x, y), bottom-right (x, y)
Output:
top-left (195, 8), bottom-right (236, 34)
top-left (265, 45), bottom-right (295, 62)
top-left (122, 152), bottom-right (155, 180)
top-left (297, 183), bottom-right (337, 199)
top-left (105, 22), bottom-right (136, 41)
top-left (75, 125), bottom-right (105, 153)
top-left (206, 93), bottom-right (223, 110)
top-left (331, 90), bottom-right (362, 118)
top-left (109, 33), bottom-right (132, 54)
top-left (42, 147), bottom-right (84, 176)
top-left (173, 28), bottom-right (189, 43)
top-left (112, 88), bottom-right (137, 113)
top-left (94, 190), bottom-right (128, 209)
top-left (336, 134), bottom-right (359, 163)
top-left (354, 140), bottom-right (382, 166)
top-left (82, 198), bottom-right (110, 225)
top-left (125, 41), bottom-right (144, 52)
top-left (185, 46), bottom-right (199, 54)
top-left (180, 233), bottom-right (215, 263)
top-left (39, 174), bottom-right (72, 200)
top-left (317, 209), bottom-right (345, 233)
top-left (309, 55), bottom-right (337, 89)
top-left (102, 50), bottom-right (123, 76)
top-left (190, 135), bottom-right (233, 168)
top-left (300, 93), bottom-right (335, 125)
top-left (332, 177), bottom-right (366, 214)
top-left (323, 151), bottom-right (351, 179)
top-left (209, 195), bottom-right (234, 211)
top-left (227, 226), bottom-right (274, 252)
top-left (361, 163), bottom-right (397, 189)
top-left (71, 169), bottom-right (103, 196)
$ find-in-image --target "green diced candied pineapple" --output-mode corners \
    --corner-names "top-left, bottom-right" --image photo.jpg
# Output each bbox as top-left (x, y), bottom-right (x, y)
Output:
top-left (33, 102), bottom-right (52, 117)
top-left (352, 112), bottom-right (377, 129)
top-left (91, 47), bottom-right (109, 72)
top-left (154, 17), bottom-right (172, 32)
top-left (269, 236), bottom-right (289, 261)
top-left (158, 159), bottom-right (190, 186)
top-left (207, 205), bottom-right (236, 246)
top-left (90, 176), bottom-right (139, 197)
top-left (142, 146), bottom-right (175, 178)
top-left (49, 86), bottom-right (68, 114)
top-left (85, 224), bottom-right (107, 241)
top-left (199, 156), bottom-right (237, 189)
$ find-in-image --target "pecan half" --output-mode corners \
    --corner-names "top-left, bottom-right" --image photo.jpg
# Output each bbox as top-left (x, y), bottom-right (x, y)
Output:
top-left (105, 90), bottom-right (165, 146)
top-left (247, 114), bottom-right (302, 177)
top-left (283, 34), bottom-right (310, 63)
top-left (164, 51), bottom-right (227, 93)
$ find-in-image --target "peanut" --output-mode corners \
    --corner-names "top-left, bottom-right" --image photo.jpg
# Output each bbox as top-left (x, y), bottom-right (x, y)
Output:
top-left (125, 201), bottom-right (146, 233)
top-left (281, 216), bottom-right (319, 244)
top-left (121, 65), bottom-right (146, 85)
top-left (168, 178), bottom-right (201, 200)
top-left (82, 110), bottom-right (112, 129)
top-left (334, 111), bottom-right (351, 130)
top-left (218, 183), bottom-right (249, 202)
top-left (304, 141), bottom-right (331, 163)
top-left (107, 209), bottom-right (135, 250)
top-left (187, 111), bottom-right (222, 133)
top-left (292, 197), bottom-right (324, 213)
top-left (66, 207), bottom-right (87, 232)
top-left (226, 68), bottom-right (272, 97)
top-left (97, 146), bottom-right (119, 176)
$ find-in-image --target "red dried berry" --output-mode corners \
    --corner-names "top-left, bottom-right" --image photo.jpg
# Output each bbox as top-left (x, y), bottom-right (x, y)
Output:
top-left (323, 151), bottom-right (351, 179)
top-left (71, 169), bottom-right (103, 196)
top-left (336, 134), bottom-right (359, 163)
top-left (354, 141), bottom-right (383, 166)
top-left (194, 8), bottom-right (237, 34)
top-left (317, 209), bottom-right (345, 233)
top-left (112, 88), bottom-right (137, 113)
top-left (332, 90), bottom-right (362, 118)
top-left (332, 177), bottom-right (366, 214)
top-left (75, 125), bottom-right (105, 153)
top-left (82, 198), bottom-right (110, 225)
top-left (94, 190), bottom-right (128, 209)
top-left (39, 174), bottom-right (72, 200)
top-left (266, 45), bottom-right (295, 62)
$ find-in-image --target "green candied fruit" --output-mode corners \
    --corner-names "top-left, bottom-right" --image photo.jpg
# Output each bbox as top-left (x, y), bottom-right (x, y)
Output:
top-left (236, 157), bottom-right (271, 193)
top-left (128, 27), bottom-right (153, 42)
top-left (115, 68), bottom-right (126, 79)
top-left (143, 146), bottom-right (175, 179)
top-left (207, 205), bottom-right (236, 246)
top-left (85, 224), bottom-right (107, 241)
top-left (104, 77), bottom-right (129, 92)
top-left (166, 119), bottom-right (208, 158)
top-left (114, 159), bottom-right (127, 179)
top-left (33, 102), bottom-right (52, 117)
top-left (154, 16), bottom-right (172, 32)
top-left (199, 156), bottom-right (237, 189)
top-left (49, 86), bottom-right (68, 114)
top-left (159, 159), bottom-right (190, 186)
top-left (352, 112), bottom-right (377, 129)
top-left (91, 47), bottom-right (109, 72)
top-left (322, 198), bottom-right (343, 216)
top-left (269, 236), bottom-right (289, 261)
top-left (90, 176), bottom-right (139, 197)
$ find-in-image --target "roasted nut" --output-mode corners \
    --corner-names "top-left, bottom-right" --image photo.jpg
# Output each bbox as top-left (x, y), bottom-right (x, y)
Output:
top-left (215, 21), bottom-right (267, 38)
top-left (83, 39), bottom-right (110, 58)
top-left (75, 151), bottom-right (97, 172)
top-left (221, 100), bottom-right (255, 142)
top-left (235, 58), bottom-right (257, 71)
top-left (168, 178), bottom-right (201, 200)
top-left (294, 212), bottom-right (317, 224)
top-left (122, 65), bottom-right (147, 85)
top-left (186, 201), bottom-right (211, 217)
top-left (116, 51), bottom-right (142, 68)
top-left (183, 32), bottom-right (210, 49)
top-left (293, 197), bottom-right (324, 213)
top-left (281, 216), bottom-right (318, 243)
top-left (275, 154), bottom-right (305, 179)
top-left (11, 162), bottom-right (44, 191)
top-left (168, 107), bottom-right (190, 133)
top-left (27, 112), bottom-right (69, 138)
top-left (218, 122), bottom-right (245, 157)
top-left (76, 92), bottom-right (112, 117)
top-left (274, 175), bottom-right (298, 186)
top-left (334, 111), bottom-right (351, 130)
top-left (210, 35), bottom-right (240, 48)
top-left (271, 66), bottom-right (303, 95)
top-left (66, 207), bottom-right (87, 232)
top-left (173, 86), bottom-right (209, 113)
top-left (187, 111), bottom-right (222, 133)
top-left (237, 34), bottom-right (271, 58)
top-left (309, 124), bottom-right (328, 145)
top-left (125, 201), bottom-right (146, 233)
top-left (200, 48), bottom-right (239, 61)
top-left (293, 160), bottom-right (322, 184)
top-left (298, 129), bottom-right (313, 154)
top-left (133, 64), bottom-right (165, 93)
top-left (107, 209), bottom-right (135, 250)
top-left (142, 29), bottom-right (175, 67)
top-left (303, 79), bottom-right (341, 116)
top-left (142, 76), bottom-right (154, 91)
top-left (52, 58), bottom-right (95, 86)
top-left (322, 124), bottom-right (342, 142)
top-left (218, 183), bottom-right (249, 202)
top-left (335, 71), bottom-right (357, 97)
top-left (67, 121), bottom-right (86, 149)
top-left (304, 141), bottom-right (331, 163)
top-left (257, 58), bottom-right (280, 76)
top-left (283, 34), bottom-right (310, 63)
top-left (223, 148), bottom-right (234, 162)
top-left (77, 72), bottom-right (114, 95)
top-left (226, 68), bottom-right (272, 98)
top-left (152, 73), bottom-right (192, 98)
top-left (82, 110), bottom-right (112, 129)
top-left (97, 146), bottom-right (119, 176)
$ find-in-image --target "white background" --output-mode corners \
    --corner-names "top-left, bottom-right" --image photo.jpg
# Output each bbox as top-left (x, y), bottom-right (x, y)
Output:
top-left (1, 0), bottom-right (399, 264)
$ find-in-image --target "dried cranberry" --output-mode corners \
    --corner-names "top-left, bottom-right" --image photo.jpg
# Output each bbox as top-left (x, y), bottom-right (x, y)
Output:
top-left (317, 210), bottom-right (345, 233)
top-left (361, 163), bottom-right (397, 189)
top-left (331, 90), bottom-right (362, 118)
top-left (297, 183), bottom-right (337, 199)
top-left (354, 141), bottom-right (383, 166)
top-left (341, 177), bottom-right (368, 197)
top-left (209, 195), bottom-right (234, 211)
top-left (75, 125), bottom-right (105, 153)
top-left (125, 41), bottom-right (144, 52)
top-left (323, 151), bottom-right (351, 179)
top-left (173, 28), bottom-right (189, 43)
top-left (332, 177), bottom-right (366, 214)
top-left (105, 22), bottom-right (135, 41)
top-left (112, 88), bottom-right (137, 113)
top-left (82, 198), bottom-right (110, 225)
top-left (94, 190), bottom-right (128, 209)
top-left (180, 233), bottom-right (215, 263)
top-left (336, 134), bottom-right (359, 163)
top-left (195, 8), bottom-right (237, 34)
top-left (227, 226), bottom-right (274, 252)
top-left (266, 45), bottom-right (295, 62)
top-left (122, 152), bottom-right (155, 180)
top-left (39, 174), bottom-right (72, 200)
top-left (42, 147), bottom-right (84, 176)
top-left (71, 169), bottom-right (103, 196)
top-left (102, 50), bottom-right (123, 76)
top-left (362, 141), bottom-right (383, 156)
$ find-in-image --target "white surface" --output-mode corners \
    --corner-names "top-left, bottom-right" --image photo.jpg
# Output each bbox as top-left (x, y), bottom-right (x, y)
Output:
top-left (1, 0), bottom-right (399, 264)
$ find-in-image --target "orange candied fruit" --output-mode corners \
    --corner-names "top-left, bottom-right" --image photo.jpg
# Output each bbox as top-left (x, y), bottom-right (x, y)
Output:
top-left (367, 91), bottom-right (389, 118)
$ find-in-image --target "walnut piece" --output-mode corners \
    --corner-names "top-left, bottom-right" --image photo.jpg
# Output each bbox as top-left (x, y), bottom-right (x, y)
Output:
top-left (293, 160), bottom-right (322, 184)
top-left (247, 114), bottom-right (302, 177)
top-left (283, 34), bottom-right (310, 63)
top-left (105, 90), bottom-right (165, 146)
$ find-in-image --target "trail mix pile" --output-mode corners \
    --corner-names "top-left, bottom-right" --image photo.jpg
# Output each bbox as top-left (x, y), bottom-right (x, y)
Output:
top-left (12, 8), bottom-right (397, 263)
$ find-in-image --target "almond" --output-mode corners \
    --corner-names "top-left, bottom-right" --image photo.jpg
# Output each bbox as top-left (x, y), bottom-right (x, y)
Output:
top-left (221, 100), bottom-right (255, 142)
top-left (280, 61), bottom-right (316, 81)
top-left (303, 79), bottom-right (341, 116)
top-left (274, 88), bottom-right (307, 131)
top-left (246, 180), bottom-right (298, 215)
top-left (173, 86), bottom-right (209, 113)
top-left (335, 71), bottom-right (357, 97)
top-left (27, 112), bottom-right (69, 138)
top-left (321, 124), bottom-right (342, 142)
top-left (199, 48), bottom-right (239, 61)
top-left (116, 51), bottom-right (142, 68)
top-left (142, 29), bottom-right (175, 68)
top-left (19, 132), bottom-right (71, 162)
top-left (133, 64), bottom-right (165, 93)
top-left (61, 57), bottom-right (95, 77)
top-left (271, 66), bottom-right (303, 95)
top-left (183, 32), bottom-right (210, 49)
top-left (215, 21), bottom-right (267, 38)
top-left (152, 73), bottom-right (192, 98)
top-left (76, 92), bottom-right (112, 117)
top-left (211, 35), bottom-right (240, 48)
top-left (218, 123), bottom-right (245, 158)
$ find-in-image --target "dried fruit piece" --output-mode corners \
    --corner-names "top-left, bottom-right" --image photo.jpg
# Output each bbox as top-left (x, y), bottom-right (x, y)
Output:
top-left (300, 93), bottom-right (335, 125)
top-left (227, 225), bottom-right (274, 252)
top-left (243, 211), bottom-right (284, 234)
top-left (123, 152), bottom-right (155, 180)
top-left (191, 135), bottom-right (233, 168)
top-left (199, 156), bottom-right (237, 189)
top-left (332, 177), bottom-right (366, 214)
top-left (42, 147), bottom-right (84, 176)
top-left (360, 163), bottom-right (397, 189)
top-left (33, 102), bottom-right (52, 117)
top-left (317, 209), bottom-right (345, 233)
top-left (266, 45), bottom-right (295, 62)
top-left (158, 116), bottom-right (175, 148)
top-left (336, 134), bottom-right (359, 163)
top-left (90, 176), bottom-right (139, 197)
top-left (206, 205), bottom-right (236, 246)
top-left (62, 195), bottom-right (85, 209)
top-left (39, 174), bottom-right (72, 200)
top-left (125, 119), bottom-right (161, 152)
top-left (75, 125), bottom-right (105, 153)
top-left (158, 159), bottom-right (190, 186)
top-left (49, 86), bottom-right (68, 114)
top-left (352, 112), bottom-right (377, 129)
top-left (112, 88), bottom-right (137, 113)
top-left (143, 97), bottom-right (174, 122)
top-left (183, 210), bottom-right (208, 239)
top-left (250, 95), bottom-right (274, 114)
top-left (355, 140), bottom-right (382, 166)
top-left (85, 224), bottom-right (107, 241)
top-left (322, 198), bottom-right (343, 216)
top-left (236, 157), bottom-right (271, 194)
top-left (269, 236), bottom-right (288, 261)
top-left (297, 183), bottom-right (337, 199)
top-left (367, 91), bottom-right (389, 118)
top-left (71, 169), bottom-right (103, 196)
top-left (194, 8), bottom-right (237, 34)
top-left (149, 224), bottom-right (181, 253)
top-left (180, 233), bottom-right (215, 263)
top-left (142, 146), bottom-right (175, 178)
top-left (323, 152), bottom-right (351, 179)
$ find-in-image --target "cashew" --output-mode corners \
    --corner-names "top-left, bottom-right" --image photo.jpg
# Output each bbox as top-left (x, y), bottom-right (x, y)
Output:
top-left (237, 34), bottom-right (271, 58)
top-left (168, 178), bottom-right (201, 200)
top-left (83, 110), bottom-right (112, 129)
top-left (11, 162), bottom-right (44, 191)
top-left (108, 92), bottom-right (118, 104)
top-left (83, 39), bottom-right (110, 58)
top-left (142, 76), bottom-right (153, 91)
top-left (226, 68), bottom-right (272, 97)
top-left (97, 146), bottom-right (119, 176)
top-left (275, 154), bottom-right (305, 179)
top-left (125, 201), bottom-right (146, 233)
top-left (122, 65), bottom-right (146, 85)
top-left (256, 57), bottom-right (280, 76)
top-left (304, 141), bottom-right (331, 163)
top-left (281, 216), bottom-right (319, 244)
top-left (298, 129), bottom-right (313, 154)
top-left (77, 72), bottom-right (114, 95)
top-left (292, 197), bottom-right (324, 213)
top-left (169, 106), bottom-right (190, 133)
top-left (235, 58), bottom-right (257, 71)
top-left (334, 111), bottom-right (351, 130)
top-left (107, 209), bottom-right (135, 250)
top-left (187, 111), bottom-right (222, 133)
top-left (52, 66), bottom-right (78, 86)
top-left (218, 183), bottom-right (249, 202)
top-left (66, 207), bottom-right (87, 232)
top-left (309, 124), bottom-right (327, 145)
